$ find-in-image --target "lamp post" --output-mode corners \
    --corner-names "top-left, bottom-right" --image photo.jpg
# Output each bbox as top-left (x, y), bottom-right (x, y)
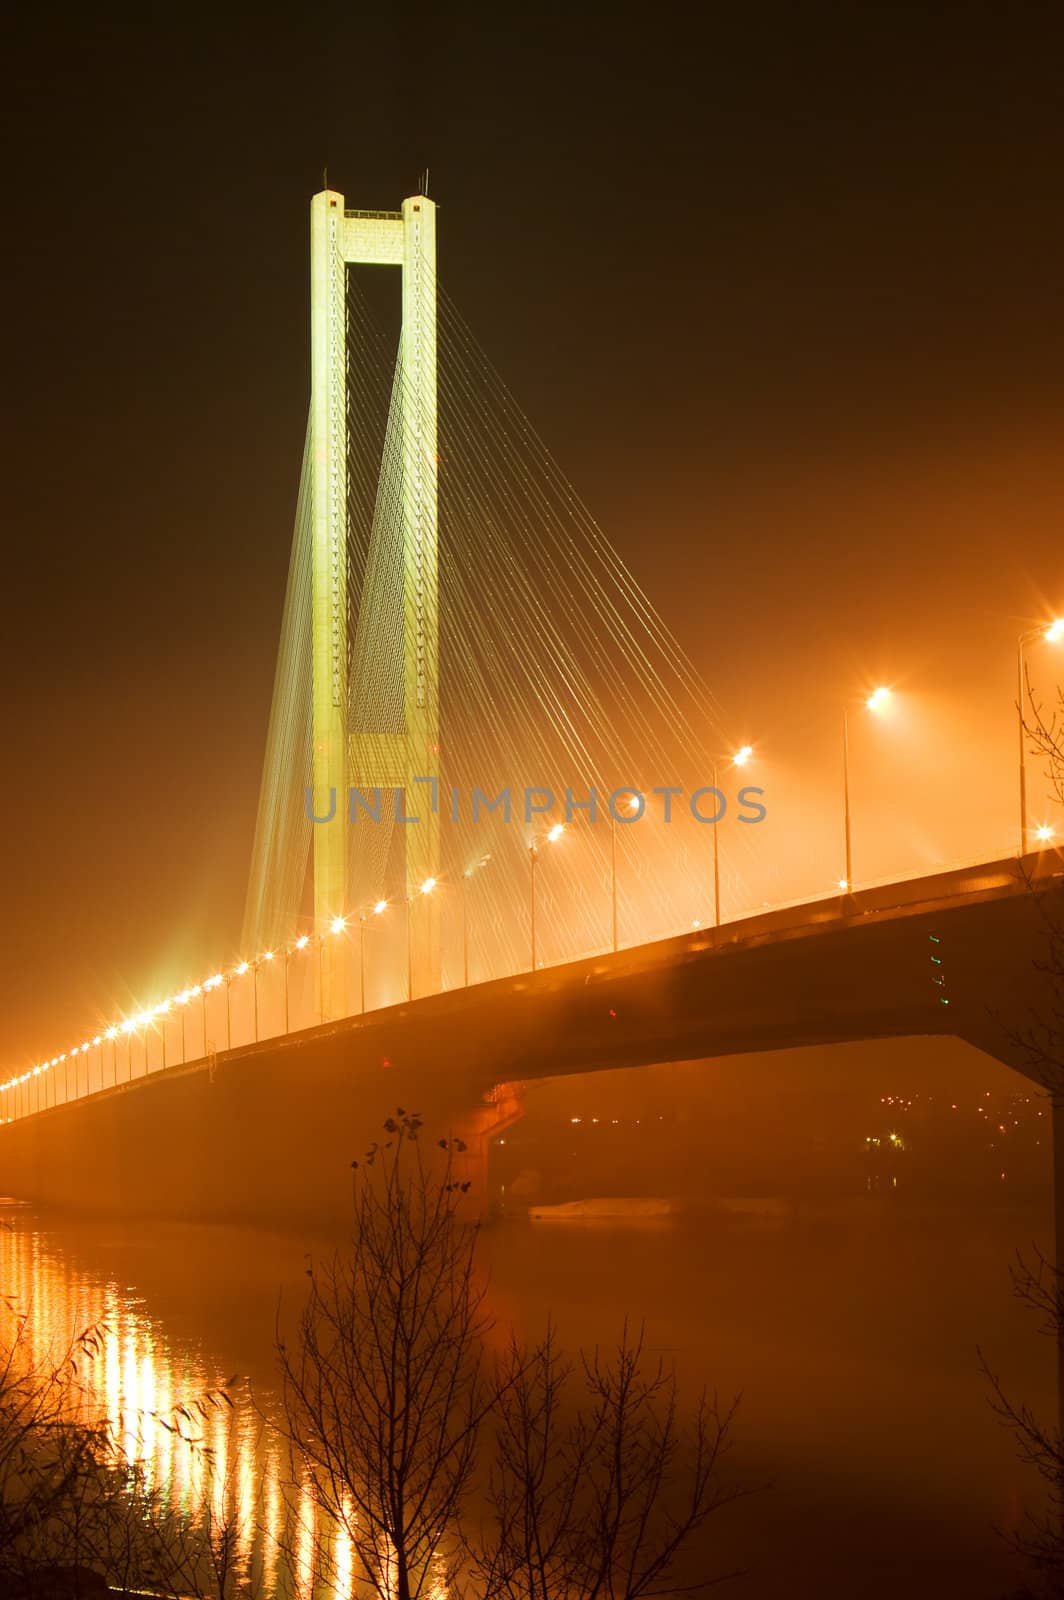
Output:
top-left (841, 689), bottom-right (891, 894)
top-left (529, 825), bottom-right (564, 971)
top-left (1017, 620), bottom-right (1063, 853)
top-left (460, 858), bottom-right (490, 984)
top-left (462, 873), bottom-right (470, 985)
top-left (325, 918), bottom-right (347, 1021)
top-left (608, 795), bottom-right (640, 952)
top-left (367, 900), bottom-right (387, 1010)
top-left (254, 953), bottom-right (272, 1042)
top-left (713, 748), bottom-right (753, 928)
top-left (842, 707), bottom-right (853, 895)
top-left (284, 946), bottom-right (292, 1032)
top-left (287, 935), bottom-right (310, 1033)
top-left (356, 904), bottom-right (386, 1013)
top-left (407, 881), bottom-right (436, 1002)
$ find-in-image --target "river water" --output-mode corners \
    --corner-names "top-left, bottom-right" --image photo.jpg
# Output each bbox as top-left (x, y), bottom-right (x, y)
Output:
top-left (1, 1175), bottom-right (1054, 1598)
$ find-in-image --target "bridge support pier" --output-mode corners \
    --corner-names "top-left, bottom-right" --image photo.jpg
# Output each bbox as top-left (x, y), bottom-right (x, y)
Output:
top-left (450, 1082), bottom-right (525, 1219)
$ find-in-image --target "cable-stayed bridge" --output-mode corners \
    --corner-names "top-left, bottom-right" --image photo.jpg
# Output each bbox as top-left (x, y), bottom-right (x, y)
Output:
top-left (1, 188), bottom-right (1062, 1223)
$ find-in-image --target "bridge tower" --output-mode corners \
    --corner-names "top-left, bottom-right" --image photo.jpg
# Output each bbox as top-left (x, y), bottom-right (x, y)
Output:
top-left (310, 189), bottom-right (440, 1017)
top-left (240, 190), bottom-right (438, 1011)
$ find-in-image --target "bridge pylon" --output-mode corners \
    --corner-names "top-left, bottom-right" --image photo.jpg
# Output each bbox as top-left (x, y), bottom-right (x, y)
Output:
top-left (308, 188), bottom-right (440, 1017)
top-left (246, 187), bottom-right (441, 1011)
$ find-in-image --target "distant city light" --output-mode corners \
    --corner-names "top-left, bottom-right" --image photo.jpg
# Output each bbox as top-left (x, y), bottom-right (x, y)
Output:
top-left (1036, 824), bottom-right (1057, 843)
top-left (373, 899), bottom-right (388, 915)
top-left (546, 824), bottom-right (564, 842)
top-left (838, 878), bottom-right (849, 890)
top-left (733, 745), bottom-right (753, 766)
top-left (1045, 618), bottom-right (1064, 643)
top-left (866, 686), bottom-right (891, 712)
top-left (236, 961), bottom-right (250, 976)
top-left (420, 877), bottom-right (437, 895)
top-left (330, 916), bottom-right (346, 935)
top-left (295, 934), bottom-right (309, 950)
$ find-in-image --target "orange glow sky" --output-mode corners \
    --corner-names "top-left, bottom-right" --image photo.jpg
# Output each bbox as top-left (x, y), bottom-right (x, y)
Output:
top-left (2, 7), bottom-right (1063, 1066)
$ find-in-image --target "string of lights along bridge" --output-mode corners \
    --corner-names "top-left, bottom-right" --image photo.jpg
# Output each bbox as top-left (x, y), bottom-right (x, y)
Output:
top-left (2, 627), bottom-right (1060, 1123)
top-left (1, 185), bottom-right (1061, 1121)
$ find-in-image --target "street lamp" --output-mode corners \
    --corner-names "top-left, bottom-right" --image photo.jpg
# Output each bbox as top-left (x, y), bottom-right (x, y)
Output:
top-left (358, 899), bottom-right (388, 1012)
top-left (841, 688), bottom-right (892, 893)
top-left (530, 825), bottom-right (564, 971)
top-left (202, 976), bottom-right (222, 1057)
top-left (461, 872), bottom-right (471, 985)
top-left (174, 992), bottom-right (189, 1064)
top-left (318, 918), bottom-right (347, 1024)
top-left (407, 880), bottom-right (437, 1001)
top-left (459, 857), bottom-right (490, 985)
top-left (609, 796), bottom-right (641, 952)
top-left (253, 952), bottom-right (272, 1042)
top-left (134, 1011), bottom-right (152, 1076)
top-left (1017, 620), bottom-right (1063, 853)
top-left (286, 934), bottom-right (310, 1033)
top-left (121, 1018), bottom-right (135, 1083)
top-left (191, 984), bottom-right (205, 1058)
top-left (226, 969), bottom-right (241, 1050)
top-left (154, 1003), bottom-right (170, 1071)
top-left (713, 748), bottom-right (753, 928)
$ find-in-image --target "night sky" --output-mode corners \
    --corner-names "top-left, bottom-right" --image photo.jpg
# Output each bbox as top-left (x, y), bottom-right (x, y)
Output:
top-left (4, 3), bottom-right (1064, 1063)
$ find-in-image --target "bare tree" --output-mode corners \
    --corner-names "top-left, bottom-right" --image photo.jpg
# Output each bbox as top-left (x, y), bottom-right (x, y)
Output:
top-left (473, 1322), bottom-right (748, 1600)
top-left (979, 680), bottom-right (1064, 1596)
top-left (276, 1110), bottom-right (493, 1600)
top-left (0, 1285), bottom-right (246, 1599)
top-left (0, 1298), bottom-right (112, 1593)
top-left (1026, 680), bottom-right (1064, 818)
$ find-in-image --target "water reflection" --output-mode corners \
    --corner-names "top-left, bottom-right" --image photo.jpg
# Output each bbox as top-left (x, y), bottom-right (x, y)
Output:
top-left (0, 1206), bottom-right (365, 1597)
top-left (1, 1171), bottom-right (1055, 1599)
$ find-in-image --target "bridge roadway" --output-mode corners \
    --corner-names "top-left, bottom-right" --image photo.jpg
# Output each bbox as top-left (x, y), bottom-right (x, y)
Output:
top-left (1, 851), bottom-right (1061, 1227)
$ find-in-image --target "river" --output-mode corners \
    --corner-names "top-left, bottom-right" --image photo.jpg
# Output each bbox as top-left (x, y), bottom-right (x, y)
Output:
top-left (1, 1170), bottom-right (1053, 1597)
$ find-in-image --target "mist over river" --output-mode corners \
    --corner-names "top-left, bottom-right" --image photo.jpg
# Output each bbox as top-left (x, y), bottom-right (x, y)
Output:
top-left (2, 1046), bottom-right (1055, 1596)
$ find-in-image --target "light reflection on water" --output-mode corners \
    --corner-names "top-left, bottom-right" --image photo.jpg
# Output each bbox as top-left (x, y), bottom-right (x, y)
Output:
top-left (0, 1208), bottom-right (368, 1598)
top-left (1, 1188), bottom-right (1056, 1599)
